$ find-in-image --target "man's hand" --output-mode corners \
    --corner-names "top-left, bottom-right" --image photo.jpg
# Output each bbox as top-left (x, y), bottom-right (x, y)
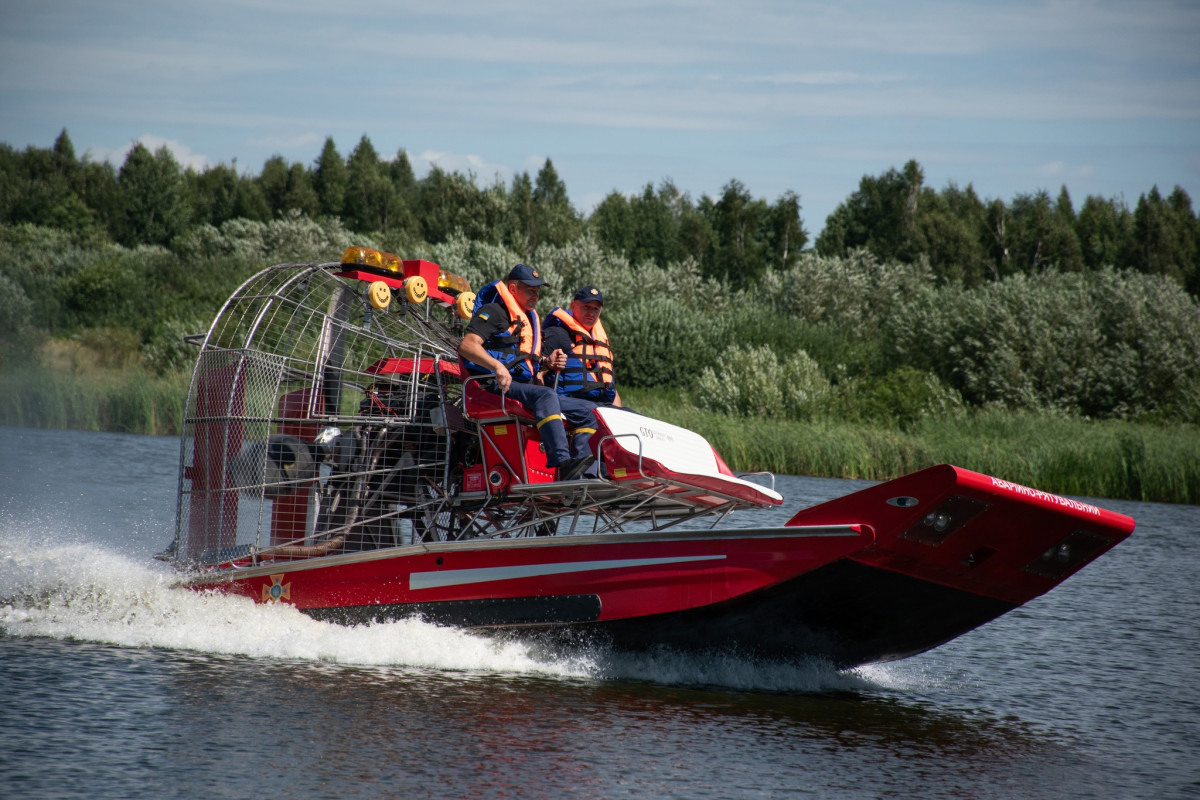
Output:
top-left (494, 363), bottom-right (513, 392)
top-left (546, 348), bottom-right (567, 371)
top-left (459, 331), bottom-right (514, 391)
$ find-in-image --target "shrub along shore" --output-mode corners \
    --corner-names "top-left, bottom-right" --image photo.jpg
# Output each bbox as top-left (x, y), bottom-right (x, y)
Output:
top-left (2, 367), bottom-right (1196, 506)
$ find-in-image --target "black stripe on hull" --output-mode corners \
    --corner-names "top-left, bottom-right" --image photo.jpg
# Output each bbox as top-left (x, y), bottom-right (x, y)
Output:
top-left (300, 559), bottom-right (1014, 669)
top-left (303, 593), bottom-right (603, 627)
top-left (569, 559), bottom-right (1016, 669)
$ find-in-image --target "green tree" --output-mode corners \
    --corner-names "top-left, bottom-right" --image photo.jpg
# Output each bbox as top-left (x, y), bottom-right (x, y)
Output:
top-left (0, 143), bottom-right (18, 223)
top-left (813, 202), bottom-right (859, 258)
top-left (383, 148), bottom-right (420, 238)
top-left (588, 190), bottom-right (634, 257)
top-left (984, 198), bottom-right (1012, 278)
top-left (232, 173), bottom-right (270, 222)
top-left (914, 182), bottom-right (988, 285)
top-left (61, 255), bottom-right (142, 330)
top-left (41, 133), bottom-right (95, 233)
top-left (505, 171), bottom-right (534, 253)
top-left (342, 135), bottom-right (399, 233)
top-left (4, 144), bottom-right (61, 227)
top-left (79, 158), bottom-right (120, 235)
top-left (530, 159), bottom-right (580, 249)
top-left (1165, 186), bottom-right (1198, 293)
top-left (186, 163), bottom-right (239, 227)
top-left (765, 190), bottom-right (807, 271)
top-left (628, 182), bottom-right (681, 266)
top-left (114, 143), bottom-right (191, 246)
top-left (418, 166), bottom-right (497, 244)
top-left (815, 159), bottom-right (923, 263)
top-left (679, 194), bottom-right (715, 270)
top-left (1128, 186), bottom-right (1198, 289)
top-left (1076, 195), bottom-right (1133, 271)
top-left (282, 162), bottom-right (319, 218)
top-left (51, 129), bottom-right (85, 201)
top-left (258, 155), bottom-right (291, 217)
top-left (708, 179), bottom-right (769, 287)
top-left (1004, 190), bottom-right (1083, 273)
top-left (1056, 185), bottom-right (1077, 228)
top-left (389, 148), bottom-right (417, 200)
top-left (0, 271), bottom-right (35, 365)
top-left (313, 137), bottom-right (346, 218)
top-left (256, 156), bottom-right (318, 219)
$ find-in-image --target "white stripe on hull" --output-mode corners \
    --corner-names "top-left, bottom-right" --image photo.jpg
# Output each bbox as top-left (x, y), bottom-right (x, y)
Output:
top-left (410, 554), bottom-right (726, 590)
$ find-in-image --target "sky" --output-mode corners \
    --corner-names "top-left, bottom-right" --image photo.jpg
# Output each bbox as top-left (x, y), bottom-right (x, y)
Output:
top-left (2, 0), bottom-right (1198, 239)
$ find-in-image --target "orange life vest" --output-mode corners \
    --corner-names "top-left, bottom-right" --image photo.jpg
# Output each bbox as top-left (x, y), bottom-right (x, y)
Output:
top-left (547, 307), bottom-right (614, 402)
top-left (464, 280), bottom-right (542, 381)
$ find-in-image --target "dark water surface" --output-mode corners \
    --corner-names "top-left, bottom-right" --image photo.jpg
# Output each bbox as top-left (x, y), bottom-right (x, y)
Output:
top-left (2, 426), bottom-right (1198, 799)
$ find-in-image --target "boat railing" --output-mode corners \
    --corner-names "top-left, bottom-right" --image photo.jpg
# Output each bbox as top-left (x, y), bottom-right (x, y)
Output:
top-left (736, 471), bottom-right (777, 492)
top-left (595, 431), bottom-right (646, 479)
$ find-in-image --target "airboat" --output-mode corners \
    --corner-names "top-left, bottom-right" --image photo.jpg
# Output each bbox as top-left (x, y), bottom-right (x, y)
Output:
top-left (166, 248), bottom-right (1135, 669)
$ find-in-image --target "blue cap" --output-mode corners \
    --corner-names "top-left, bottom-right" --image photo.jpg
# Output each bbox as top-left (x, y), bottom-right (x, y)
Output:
top-left (573, 285), bottom-right (604, 304)
top-left (507, 263), bottom-right (547, 287)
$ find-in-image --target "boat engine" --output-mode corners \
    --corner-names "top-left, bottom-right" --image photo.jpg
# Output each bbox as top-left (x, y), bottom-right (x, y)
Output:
top-left (228, 434), bottom-right (319, 498)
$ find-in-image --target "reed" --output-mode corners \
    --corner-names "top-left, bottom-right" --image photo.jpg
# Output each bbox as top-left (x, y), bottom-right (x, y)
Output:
top-left (623, 388), bottom-right (1200, 505)
top-left (0, 367), bottom-right (189, 436)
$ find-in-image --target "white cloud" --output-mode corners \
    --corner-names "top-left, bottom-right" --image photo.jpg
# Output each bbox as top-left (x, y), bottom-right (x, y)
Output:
top-left (520, 155), bottom-right (548, 174)
top-left (749, 72), bottom-right (907, 86)
top-left (414, 149), bottom-right (509, 181)
top-left (86, 135), bottom-right (210, 170)
top-left (1037, 161), bottom-right (1067, 177)
top-left (1036, 161), bottom-right (1098, 180)
top-left (245, 132), bottom-right (326, 155)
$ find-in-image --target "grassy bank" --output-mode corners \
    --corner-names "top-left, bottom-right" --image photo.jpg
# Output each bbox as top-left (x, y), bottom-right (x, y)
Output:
top-left (2, 368), bottom-right (1196, 505)
top-left (624, 388), bottom-right (1200, 506)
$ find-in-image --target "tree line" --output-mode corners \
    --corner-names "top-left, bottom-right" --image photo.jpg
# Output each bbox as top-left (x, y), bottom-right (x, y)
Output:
top-left (0, 129), bottom-right (807, 288)
top-left (817, 160), bottom-right (1200, 295)
top-left (2, 129), bottom-right (1199, 427)
top-left (10, 128), bottom-right (1195, 295)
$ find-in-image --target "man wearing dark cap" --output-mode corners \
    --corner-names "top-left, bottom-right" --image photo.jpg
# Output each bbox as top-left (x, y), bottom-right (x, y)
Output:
top-left (543, 285), bottom-right (622, 408)
top-left (542, 285), bottom-right (622, 477)
top-left (458, 264), bottom-right (596, 482)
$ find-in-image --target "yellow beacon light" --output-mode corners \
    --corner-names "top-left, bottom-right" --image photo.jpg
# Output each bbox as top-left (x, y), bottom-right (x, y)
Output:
top-left (380, 252), bottom-right (403, 273)
top-left (340, 246), bottom-right (385, 270)
top-left (438, 269), bottom-right (472, 295)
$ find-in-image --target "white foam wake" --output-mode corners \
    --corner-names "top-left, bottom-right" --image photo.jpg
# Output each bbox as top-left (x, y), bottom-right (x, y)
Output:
top-left (0, 529), bottom-right (889, 693)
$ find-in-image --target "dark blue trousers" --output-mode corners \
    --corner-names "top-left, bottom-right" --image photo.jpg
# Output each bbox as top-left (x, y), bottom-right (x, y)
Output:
top-left (492, 381), bottom-right (597, 467)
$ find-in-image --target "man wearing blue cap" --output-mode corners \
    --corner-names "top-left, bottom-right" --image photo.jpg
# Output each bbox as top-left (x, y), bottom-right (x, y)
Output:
top-left (458, 264), bottom-right (596, 482)
top-left (543, 285), bottom-right (622, 408)
top-left (542, 285), bottom-right (623, 479)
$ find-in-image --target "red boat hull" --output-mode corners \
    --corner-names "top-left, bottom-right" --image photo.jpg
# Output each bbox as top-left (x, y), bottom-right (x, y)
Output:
top-left (182, 465), bottom-right (1134, 668)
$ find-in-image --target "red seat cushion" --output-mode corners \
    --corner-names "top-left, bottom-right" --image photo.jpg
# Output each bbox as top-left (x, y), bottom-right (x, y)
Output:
top-left (463, 379), bottom-right (535, 422)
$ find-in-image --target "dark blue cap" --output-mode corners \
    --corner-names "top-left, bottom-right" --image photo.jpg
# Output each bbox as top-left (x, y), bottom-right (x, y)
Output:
top-left (507, 263), bottom-right (547, 287)
top-left (573, 285), bottom-right (604, 304)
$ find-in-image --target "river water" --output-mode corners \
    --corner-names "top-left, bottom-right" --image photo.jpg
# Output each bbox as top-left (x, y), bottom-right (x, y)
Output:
top-left (1, 426), bottom-right (1197, 799)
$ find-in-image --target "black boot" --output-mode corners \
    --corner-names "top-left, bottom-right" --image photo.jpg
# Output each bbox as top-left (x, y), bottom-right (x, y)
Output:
top-left (557, 455), bottom-right (596, 482)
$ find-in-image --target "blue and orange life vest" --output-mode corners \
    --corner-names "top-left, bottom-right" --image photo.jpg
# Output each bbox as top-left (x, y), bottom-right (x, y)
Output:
top-left (545, 307), bottom-right (615, 403)
top-left (463, 281), bottom-right (542, 382)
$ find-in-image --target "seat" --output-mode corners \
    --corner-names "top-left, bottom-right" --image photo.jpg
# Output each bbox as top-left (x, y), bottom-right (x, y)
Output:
top-left (462, 377), bottom-right (536, 423)
top-left (591, 407), bottom-right (784, 509)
